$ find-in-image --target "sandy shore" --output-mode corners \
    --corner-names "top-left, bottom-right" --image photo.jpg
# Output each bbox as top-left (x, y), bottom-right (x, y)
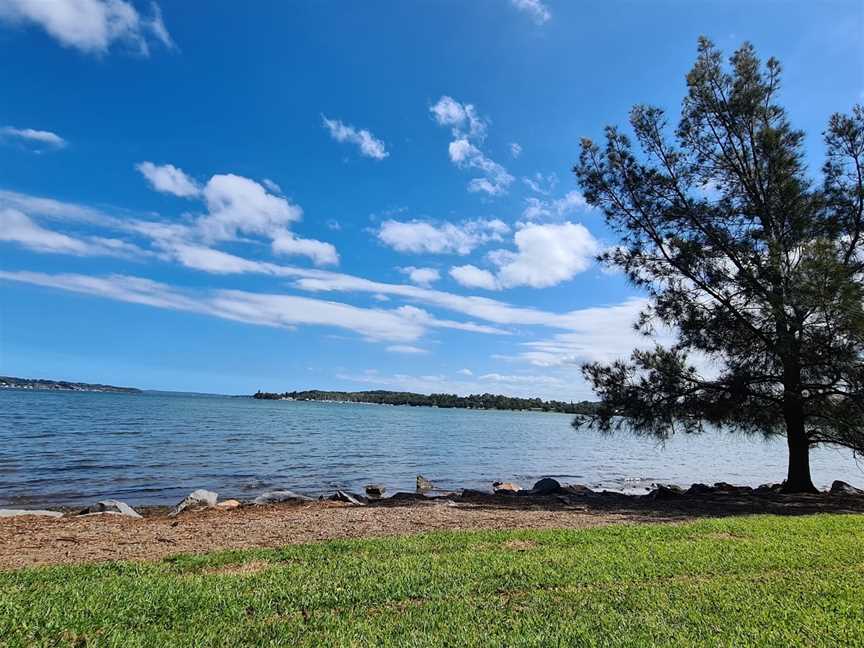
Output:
top-left (3, 490), bottom-right (864, 571)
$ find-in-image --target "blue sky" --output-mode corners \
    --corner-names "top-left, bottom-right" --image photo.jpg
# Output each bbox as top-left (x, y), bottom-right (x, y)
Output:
top-left (0, 0), bottom-right (861, 397)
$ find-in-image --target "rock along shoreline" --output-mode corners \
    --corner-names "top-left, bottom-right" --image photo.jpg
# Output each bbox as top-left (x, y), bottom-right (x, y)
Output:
top-left (2, 476), bottom-right (862, 521)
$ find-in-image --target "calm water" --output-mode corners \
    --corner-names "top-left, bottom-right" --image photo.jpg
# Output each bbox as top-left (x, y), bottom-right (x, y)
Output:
top-left (1, 389), bottom-right (862, 507)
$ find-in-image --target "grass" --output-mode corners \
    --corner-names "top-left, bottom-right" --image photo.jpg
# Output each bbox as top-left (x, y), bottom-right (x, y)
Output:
top-left (1, 515), bottom-right (863, 647)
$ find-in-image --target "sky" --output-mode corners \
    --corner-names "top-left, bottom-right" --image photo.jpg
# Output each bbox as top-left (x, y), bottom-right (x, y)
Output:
top-left (0, 0), bottom-right (862, 398)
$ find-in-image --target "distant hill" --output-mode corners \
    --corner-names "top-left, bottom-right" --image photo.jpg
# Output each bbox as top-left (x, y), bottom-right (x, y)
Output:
top-left (0, 376), bottom-right (141, 394)
top-left (253, 389), bottom-right (600, 415)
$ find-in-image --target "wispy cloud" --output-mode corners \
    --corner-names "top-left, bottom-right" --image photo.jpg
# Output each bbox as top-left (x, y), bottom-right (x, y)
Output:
top-left (135, 162), bottom-right (199, 197)
top-left (431, 96), bottom-right (513, 196)
top-left (321, 115), bottom-right (388, 160)
top-left (0, 208), bottom-right (147, 259)
top-left (378, 218), bottom-right (509, 255)
top-left (0, 270), bottom-right (471, 345)
top-left (510, 0), bottom-right (551, 25)
top-left (0, 0), bottom-right (175, 55)
top-left (1, 126), bottom-right (66, 149)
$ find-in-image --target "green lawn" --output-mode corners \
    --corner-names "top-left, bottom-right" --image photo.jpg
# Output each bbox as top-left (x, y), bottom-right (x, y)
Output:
top-left (2, 515), bottom-right (863, 647)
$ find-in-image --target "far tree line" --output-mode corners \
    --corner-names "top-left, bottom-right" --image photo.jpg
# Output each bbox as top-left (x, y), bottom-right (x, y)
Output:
top-left (253, 389), bottom-right (601, 415)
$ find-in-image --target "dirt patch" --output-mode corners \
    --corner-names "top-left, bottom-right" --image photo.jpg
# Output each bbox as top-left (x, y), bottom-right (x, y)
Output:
top-left (3, 491), bottom-right (861, 571)
top-left (203, 560), bottom-right (271, 576)
top-left (503, 539), bottom-right (538, 551)
top-left (0, 501), bottom-right (637, 570)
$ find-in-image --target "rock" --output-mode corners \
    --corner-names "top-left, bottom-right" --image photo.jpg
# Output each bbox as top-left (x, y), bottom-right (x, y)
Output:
top-left (645, 484), bottom-right (684, 500)
top-left (365, 484), bottom-right (386, 498)
top-left (416, 475), bottom-right (434, 492)
top-left (713, 482), bottom-right (753, 495)
top-left (685, 483), bottom-right (713, 496)
top-left (529, 477), bottom-right (562, 495)
top-left (253, 490), bottom-right (312, 505)
top-left (390, 491), bottom-right (426, 501)
top-left (331, 490), bottom-right (367, 505)
top-left (561, 484), bottom-right (594, 496)
top-left (216, 499), bottom-right (241, 510)
top-left (0, 509), bottom-right (63, 518)
top-left (755, 483), bottom-right (784, 495)
top-left (79, 500), bottom-right (141, 518)
top-left (170, 489), bottom-right (219, 516)
top-left (459, 488), bottom-right (494, 499)
top-left (493, 481), bottom-right (521, 494)
top-left (829, 480), bottom-right (864, 496)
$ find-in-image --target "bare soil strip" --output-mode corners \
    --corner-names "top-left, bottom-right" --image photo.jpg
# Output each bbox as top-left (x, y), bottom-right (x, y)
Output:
top-left (3, 492), bottom-right (862, 570)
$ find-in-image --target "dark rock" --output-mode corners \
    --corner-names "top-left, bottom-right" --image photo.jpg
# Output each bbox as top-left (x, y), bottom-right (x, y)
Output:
top-left (830, 480), bottom-right (864, 496)
top-left (253, 490), bottom-right (312, 505)
top-left (365, 484), bottom-right (386, 498)
top-left (685, 483), bottom-right (713, 496)
top-left (754, 483), bottom-right (784, 495)
top-left (390, 491), bottom-right (427, 501)
top-left (459, 488), bottom-right (494, 499)
top-left (561, 484), bottom-right (594, 496)
top-left (416, 475), bottom-right (434, 492)
top-left (80, 500), bottom-right (142, 518)
top-left (529, 477), bottom-right (562, 495)
top-left (713, 482), bottom-right (754, 495)
top-left (331, 490), bottom-right (367, 505)
top-left (170, 489), bottom-right (218, 516)
top-left (645, 484), bottom-right (684, 500)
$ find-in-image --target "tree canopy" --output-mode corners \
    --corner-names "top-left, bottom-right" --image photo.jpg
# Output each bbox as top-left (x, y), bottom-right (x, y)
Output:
top-left (573, 38), bottom-right (864, 492)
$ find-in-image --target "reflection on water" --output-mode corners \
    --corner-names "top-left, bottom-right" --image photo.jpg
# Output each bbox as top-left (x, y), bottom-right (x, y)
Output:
top-left (1, 389), bottom-right (861, 506)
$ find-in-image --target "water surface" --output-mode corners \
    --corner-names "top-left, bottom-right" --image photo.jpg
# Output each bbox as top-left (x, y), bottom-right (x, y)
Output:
top-left (1, 389), bottom-right (861, 507)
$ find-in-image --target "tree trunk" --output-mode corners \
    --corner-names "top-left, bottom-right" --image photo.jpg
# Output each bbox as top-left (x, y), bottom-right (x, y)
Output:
top-left (783, 428), bottom-right (817, 493)
top-left (780, 354), bottom-right (818, 493)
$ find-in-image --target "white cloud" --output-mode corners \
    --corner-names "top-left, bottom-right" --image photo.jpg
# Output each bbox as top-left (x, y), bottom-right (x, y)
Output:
top-left (271, 232), bottom-right (338, 266)
top-left (510, 0), bottom-right (551, 25)
top-left (0, 189), bottom-right (118, 227)
top-left (430, 96), bottom-right (487, 140)
top-left (448, 138), bottom-right (514, 196)
top-left (449, 264), bottom-right (499, 290)
top-left (0, 190), bottom-right (625, 339)
top-left (431, 96), bottom-right (512, 196)
top-left (199, 173), bottom-right (302, 241)
top-left (457, 368), bottom-right (473, 376)
top-left (399, 266), bottom-right (440, 287)
top-left (489, 222), bottom-right (599, 289)
top-left (0, 270), bottom-right (436, 343)
top-left (506, 298), bottom-right (663, 367)
top-left (521, 190), bottom-right (589, 220)
top-left (0, 0), bottom-right (174, 55)
top-left (321, 115), bottom-right (388, 160)
top-left (479, 372), bottom-right (563, 386)
top-left (135, 161), bottom-right (199, 197)
top-left (386, 345), bottom-right (428, 355)
top-left (509, 142), bottom-right (522, 158)
top-left (1, 126), bottom-right (66, 148)
top-left (378, 218), bottom-right (509, 255)
top-left (0, 208), bottom-right (145, 258)
top-left (450, 222), bottom-right (600, 291)
top-left (261, 178), bottom-right (282, 194)
top-left (522, 172), bottom-right (558, 196)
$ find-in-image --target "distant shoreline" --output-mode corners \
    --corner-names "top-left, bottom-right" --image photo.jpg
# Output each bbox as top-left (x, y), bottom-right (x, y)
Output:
top-left (0, 376), bottom-right (141, 394)
top-left (253, 389), bottom-right (601, 415)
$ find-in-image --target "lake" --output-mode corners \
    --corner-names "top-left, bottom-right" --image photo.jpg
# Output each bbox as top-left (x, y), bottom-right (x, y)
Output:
top-left (1, 389), bottom-right (862, 507)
